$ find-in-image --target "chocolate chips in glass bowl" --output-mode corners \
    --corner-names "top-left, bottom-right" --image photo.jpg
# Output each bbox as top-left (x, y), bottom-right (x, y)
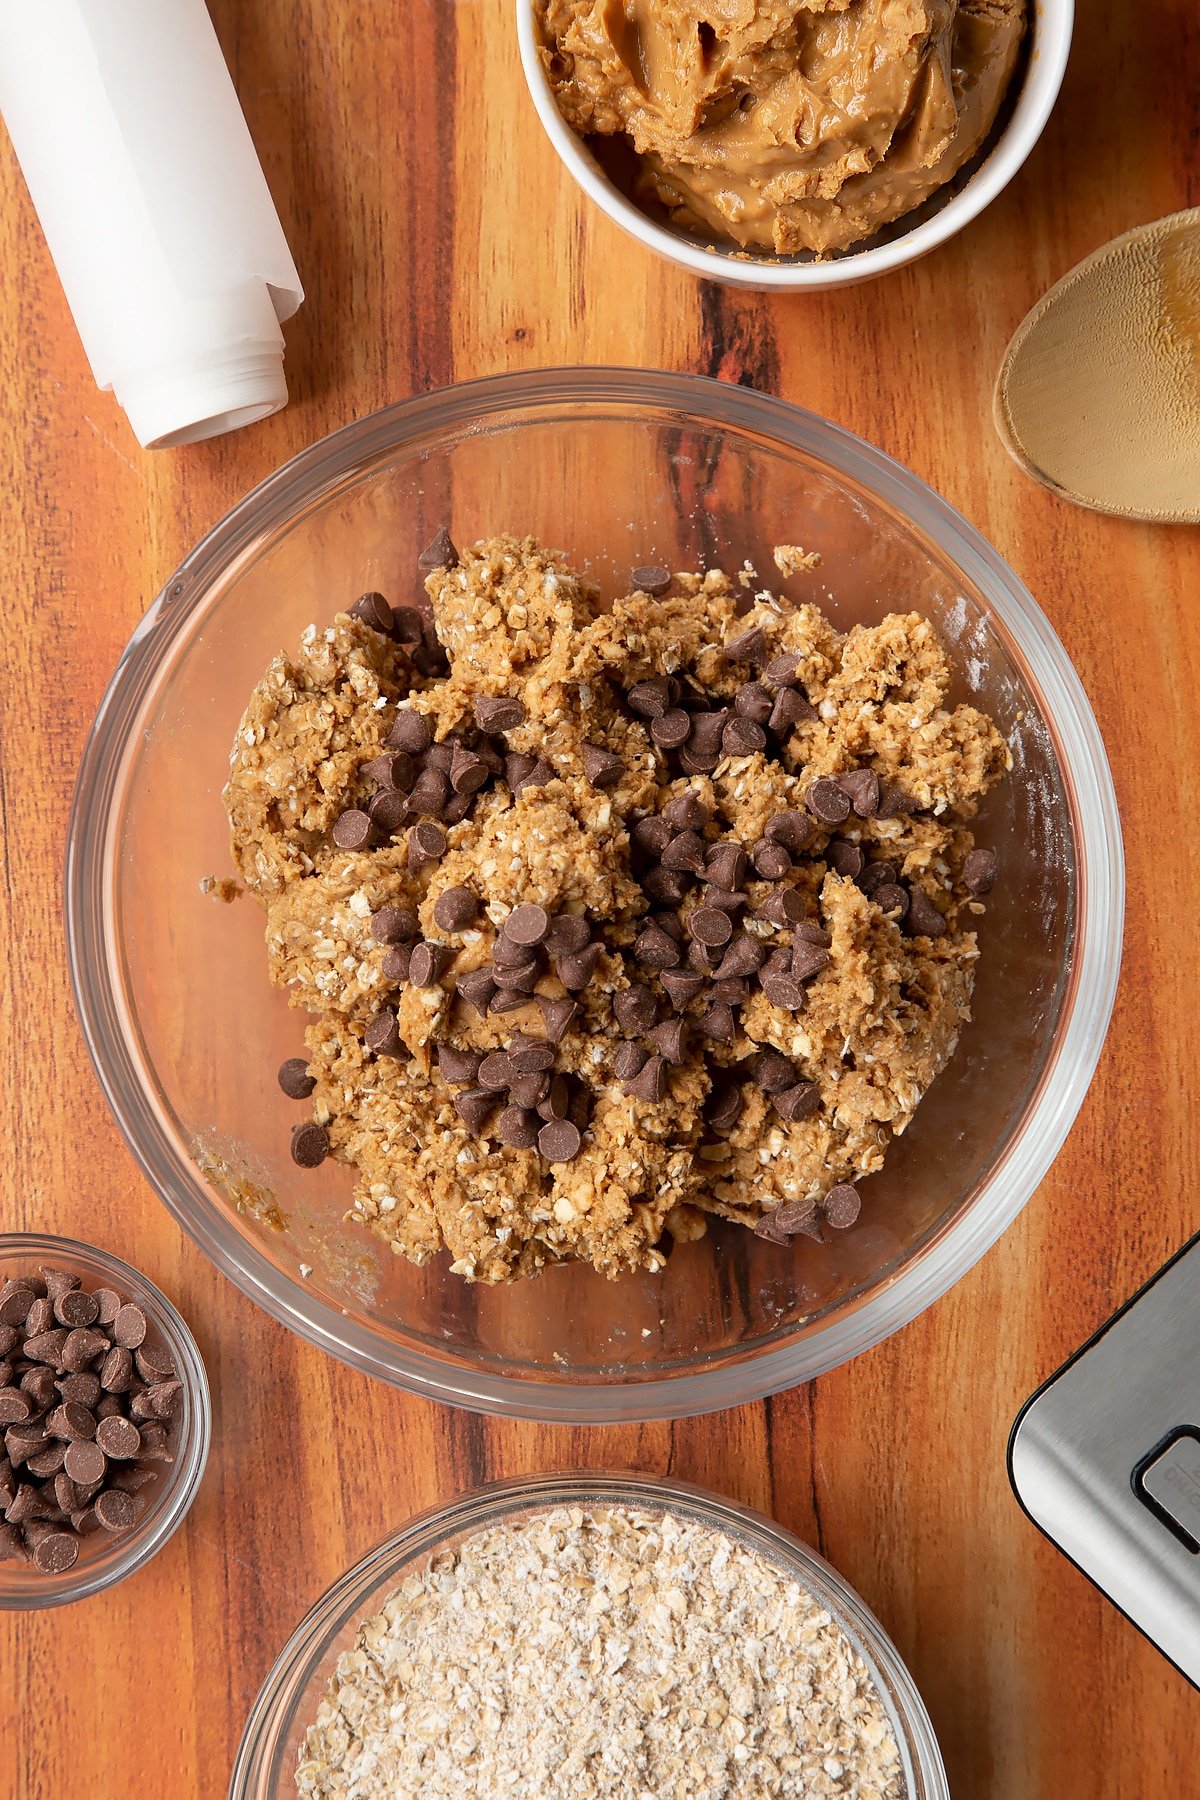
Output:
top-left (0, 1267), bottom-right (182, 1574)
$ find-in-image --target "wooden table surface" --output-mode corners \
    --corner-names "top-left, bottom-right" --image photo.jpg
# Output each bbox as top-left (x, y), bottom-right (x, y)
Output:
top-left (2, 3), bottom-right (1197, 1794)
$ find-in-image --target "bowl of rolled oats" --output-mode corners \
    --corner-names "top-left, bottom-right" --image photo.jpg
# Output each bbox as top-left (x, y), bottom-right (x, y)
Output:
top-left (68, 368), bottom-right (1122, 1420)
top-left (230, 1472), bottom-right (949, 1799)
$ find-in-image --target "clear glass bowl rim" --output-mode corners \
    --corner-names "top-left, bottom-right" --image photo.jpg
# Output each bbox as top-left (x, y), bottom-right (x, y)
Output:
top-left (66, 366), bottom-right (1124, 1422)
top-left (0, 1231), bottom-right (211, 1610)
top-left (228, 1469), bottom-right (950, 1800)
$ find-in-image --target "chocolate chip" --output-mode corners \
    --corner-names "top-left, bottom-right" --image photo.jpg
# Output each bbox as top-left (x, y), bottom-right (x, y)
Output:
top-left (660, 971), bottom-right (704, 1010)
top-left (807, 778), bottom-right (852, 825)
top-left (20, 1366), bottom-right (57, 1410)
top-left (858, 861), bottom-right (896, 896)
top-left (748, 840), bottom-right (788, 881)
top-left (906, 888), bottom-right (948, 937)
top-left (0, 1286), bottom-right (34, 1328)
top-left (795, 921), bottom-right (832, 948)
top-left (656, 909), bottom-right (685, 942)
top-left (663, 794), bottom-right (709, 832)
top-left (62, 1439), bottom-right (105, 1486)
top-left (93, 1488), bottom-right (138, 1533)
top-left (387, 710), bottom-right (434, 754)
top-left (473, 1052), bottom-right (510, 1092)
top-left (0, 1389), bottom-right (30, 1425)
top-left (699, 1001), bottom-right (737, 1044)
top-left (412, 942), bottom-right (456, 988)
top-left (364, 752), bottom-right (415, 794)
top-left (723, 627), bottom-right (768, 666)
top-left (512, 755), bottom-right (554, 793)
top-left (543, 916), bottom-right (590, 957)
top-left (751, 1050), bottom-right (794, 1093)
top-left (530, 997), bottom-right (573, 1045)
top-left (369, 906), bottom-right (417, 949)
top-left (455, 968), bottom-right (497, 1016)
top-left (713, 936), bottom-right (766, 981)
top-left (823, 1183), bottom-right (862, 1228)
top-left (290, 1122), bottom-right (329, 1168)
top-left (45, 1401), bottom-right (96, 1442)
top-left (99, 1347), bottom-right (133, 1393)
top-left (615, 1042), bottom-right (649, 1082)
top-left (627, 679), bottom-right (672, 720)
top-left (408, 768), bottom-right (451, 817)
top-left (634, 923), bottom-right (682, 970)
top-left (365, 1007), bottom-right (404, 1058)
top-left (762, 974), bottom-right (807, 1010)
top-left (774, 1081), bottom-right (820, 1122)
top-left (614, 985), bottom-right (657, 1033)
top-left (22, 1330), bottom-right (67, 1366)
top-left (495, 955), bottom-right (541, 993)
top-left (94, 1292), bottom-right (122, 1330)
top-left (489, 987), bottom-right (529, 1014)
top-left (581, 743), bottom-right (623, 788)
top-left (631, 564), bottom-right (671, 595)
top-left (437, 1044), bottom-right (483, 1086)
top-left (764, 652), bottom-right (800, 685)
top-left (53, 1290), bottom-right (99, 1330)
top-left (827, 840), bottom-right (864, 879)
top-left (662, 831), bottom-right (706, 876)
top-left (417, 525), bottom-right (458, 570)
top-left (963, 848), bottom-right (998, 895)
top-left (450, 745), bottom-right (490, 796)
top-left (538, 1119), bottom-right (582, 1162)
top-left (507, 1037), bottom-right (556, 1076)
top-left (648, 1018), bottom-right (689, 1064)
top-left (763, 811), bottom-right (811, 853)
top-left (368, 789), bottom-right (411, 836)
top-left (734, 682), bottom-right (773, 725)
top-left (495, 1106), bottom-right (538, 1149)
top-left (642, 867), bottom-right (691, 906)
top-left (701, 885), bottom-right (747, 915)
top-left (503, 903), bottom-right (551, 947)
top-left (625, 1054), bottom-right (668, 1103)
top-left (332, 809), bottom-right (373, 851)
top-left (706, 1083), bottom-right (744, 1134)
top-left (755, 889), bottom-right (807, 929)
top-left (722, 718), bottom-right (766, 757)
top-left (95, 1415), bottom-right (140, 1460)
top-left (537, 1076), bottom-right (570, 1121)
top-left (630, 818), bottom-right (672, 865)
top-left (278, 1058), bottom-right (316, 1100)
top-left (791, 943), bottom-right (831, 982)
top-left (25, 1296), bottom-right (54, 1337)
top-left (650, 709), bottom-right (691, 750)
top-left (838, 768), bottom-right (880, 817)
top-left (27, 1525), bottom-right (78, 1572)
top-left (687, 711), bottom-right (727, 754)
top-left (872, 883), bottom-right (909, 920)
top-left (756, 1199), bottom-right (824, 1243)
top-left (705, 843), bottom-right (747, 891)
top-left (769, 687), bottom-right (816, 733)
top-left (690, 906), bottom-right (734, 948)
top-left (133, 1343), bottom-right (176, 1383)
top-left (493, 932), bottom-right (537, 970)
top-left (407, 822), bottom-right (448, 869)
top-left (453, 1088), bottom-right (497, 1134)
top-left (877, 781), bottom-right (918, 818)
top-left (555, 945), bottom-right (602, 991)
top-left (432, 886), bottom-right (479, 932)
top-left (389, 606), bottom-right (426, 647)
top-left (382, 942), bottom-right (414, 985)
top-left (349, 591), bottom-right (393, 634)
top-left (473, 694), bottom-right (525, 733)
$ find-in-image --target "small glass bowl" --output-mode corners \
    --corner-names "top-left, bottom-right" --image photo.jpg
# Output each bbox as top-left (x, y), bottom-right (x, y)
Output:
top-left (230, 1471), bottom-right (949, 1799)
top-left (0, 1233), bottom-right (210, 1610)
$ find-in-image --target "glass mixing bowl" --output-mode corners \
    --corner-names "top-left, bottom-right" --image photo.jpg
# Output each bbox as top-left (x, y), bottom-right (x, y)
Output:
top-left (67, 368), bottom-right (1123, 1421)
top-left (229, 1472), bottom-right (949, 1799)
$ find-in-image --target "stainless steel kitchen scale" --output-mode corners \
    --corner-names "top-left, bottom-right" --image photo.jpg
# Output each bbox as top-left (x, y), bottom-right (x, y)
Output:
top-left (1009, 1231), bottom-right (1200, 1687)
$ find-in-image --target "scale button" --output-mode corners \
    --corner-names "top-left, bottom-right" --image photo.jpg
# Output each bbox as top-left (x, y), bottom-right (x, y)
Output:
top-left (1140, 1430), bottom-right (1200, 1550)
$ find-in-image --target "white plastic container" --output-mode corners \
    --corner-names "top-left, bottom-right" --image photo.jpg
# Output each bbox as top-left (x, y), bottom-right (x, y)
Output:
top-left (0, 0), bottom-right (303, 447)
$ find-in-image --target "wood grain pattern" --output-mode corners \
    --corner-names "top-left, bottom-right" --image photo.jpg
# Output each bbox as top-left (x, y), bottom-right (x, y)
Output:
top-left (1, 2), bottom-right (1197, 1794)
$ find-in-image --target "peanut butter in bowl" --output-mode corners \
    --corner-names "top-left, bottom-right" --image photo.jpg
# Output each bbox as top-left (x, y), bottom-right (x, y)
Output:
top-left (535, 0), bottom-right (1028, 257)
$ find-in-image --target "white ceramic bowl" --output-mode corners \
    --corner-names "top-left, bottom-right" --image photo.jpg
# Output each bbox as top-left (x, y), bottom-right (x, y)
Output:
top-left (517, 0), bottom-right (1074, 291)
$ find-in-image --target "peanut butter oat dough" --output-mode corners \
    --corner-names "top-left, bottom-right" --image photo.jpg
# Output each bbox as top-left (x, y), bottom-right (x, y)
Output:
top-left (226, 532), bottom-right (1008, 1283)
top-left (536, 0), bottom-right (1027, 256)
